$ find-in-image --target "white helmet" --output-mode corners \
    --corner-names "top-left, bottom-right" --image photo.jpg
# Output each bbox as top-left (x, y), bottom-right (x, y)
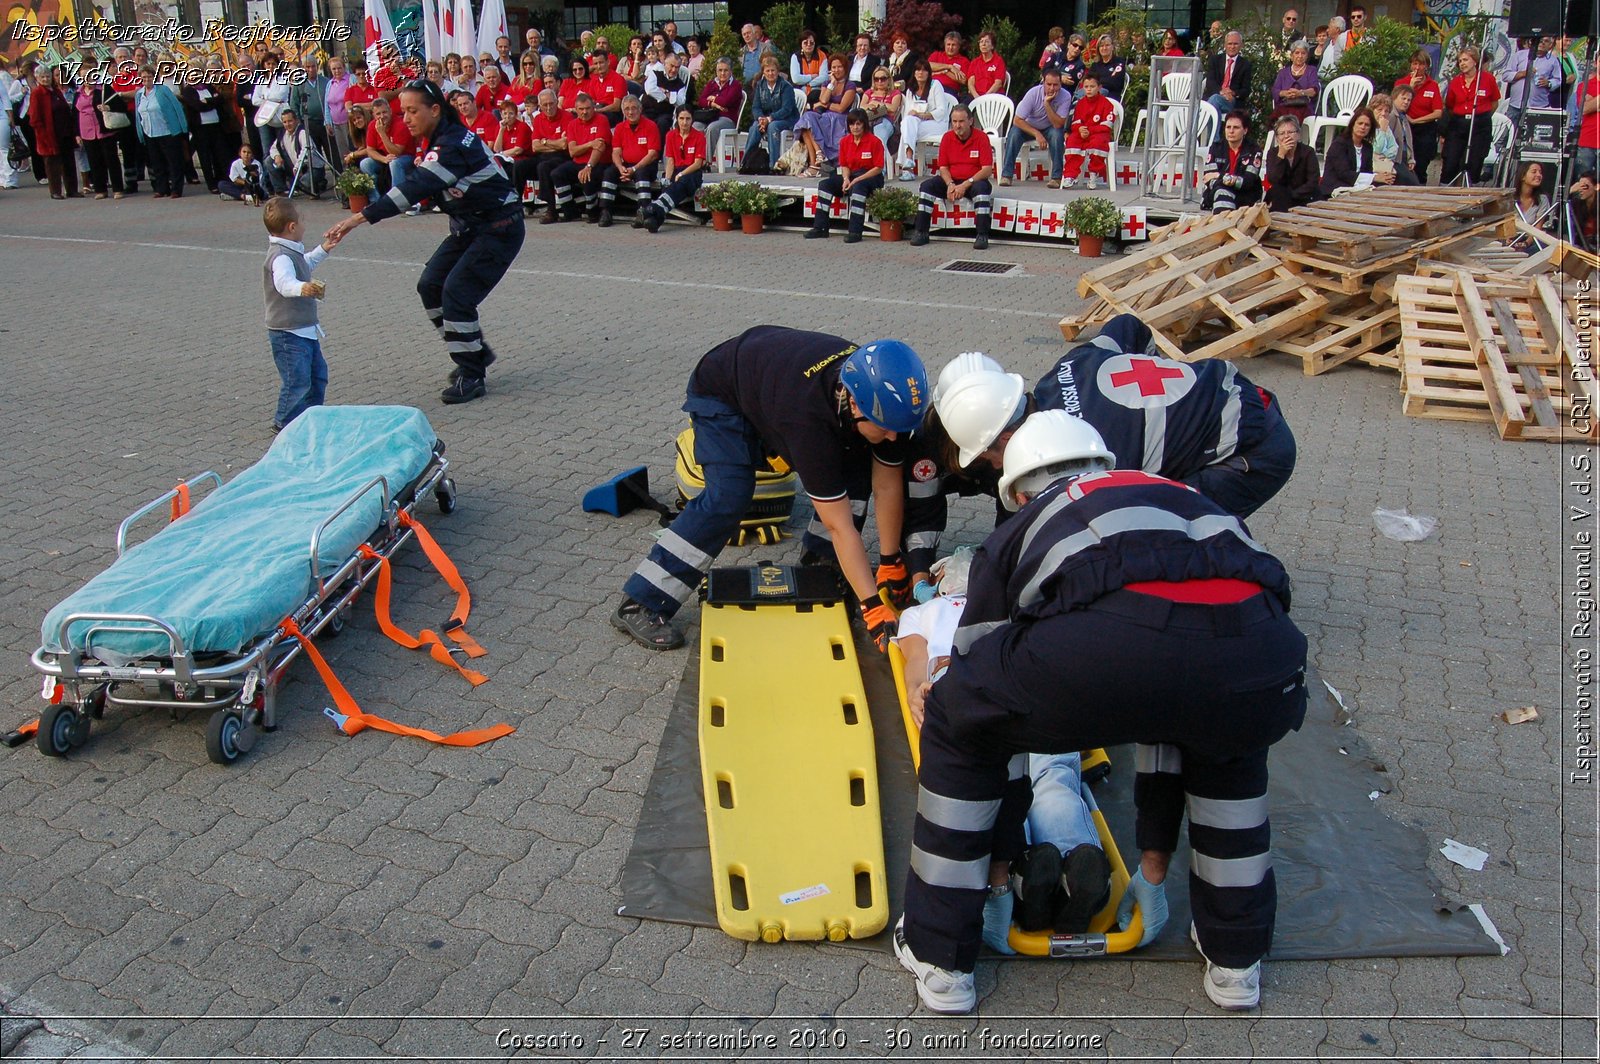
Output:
top-left (997, 410), bottom-right (1116, 511)
top-left (933, 351), bottom-right (1005, 403)
top-left (937, 369), bottom-right (1028, 469)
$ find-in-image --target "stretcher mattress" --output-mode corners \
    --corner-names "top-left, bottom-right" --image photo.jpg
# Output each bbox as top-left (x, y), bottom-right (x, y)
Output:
top-left (41, 406), bottom-right (439, 664)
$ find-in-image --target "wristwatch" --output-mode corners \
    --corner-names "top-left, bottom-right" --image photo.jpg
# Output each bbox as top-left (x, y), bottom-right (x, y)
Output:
top-left (988, 882), bottom-right (1012, 899)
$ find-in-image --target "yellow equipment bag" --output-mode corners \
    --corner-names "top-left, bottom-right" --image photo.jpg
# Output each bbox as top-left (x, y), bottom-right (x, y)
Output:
top-left (697, 565), bottom-right (889, 942)
top-left (674, 427), bottom-right (798, 546)
top-left (888, 641), bottom-right (1144, 957)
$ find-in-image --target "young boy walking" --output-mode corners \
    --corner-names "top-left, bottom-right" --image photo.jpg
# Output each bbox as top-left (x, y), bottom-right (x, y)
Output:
top-left (262, 196), bottom-right (341, 431)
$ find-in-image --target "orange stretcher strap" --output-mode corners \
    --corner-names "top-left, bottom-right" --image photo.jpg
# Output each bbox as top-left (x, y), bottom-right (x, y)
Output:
top-left (397, 511), bottom-right (488, 658)
top-left (282, 618), bottom-right (513, 747)
top-left (357, 544), bottom-right (488, 687)
top-left (170, 482), bottom-right (191, 522)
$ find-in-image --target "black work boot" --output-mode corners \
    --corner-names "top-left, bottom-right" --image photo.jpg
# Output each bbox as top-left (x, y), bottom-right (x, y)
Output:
top-left (973, 220), bottom-right (991, 250)
top-left (805, 213), bottom-right (830, 239)
top-left (644, 205), bottom-right (664, 233)
top-left (597, 206), bottom-right (613, 227)
top-left (539, 206), bottom-right (559, 224)
top-left (440, 375), bottom-right (487, 404)
top-left (908, 215), bottom-right (930, 246)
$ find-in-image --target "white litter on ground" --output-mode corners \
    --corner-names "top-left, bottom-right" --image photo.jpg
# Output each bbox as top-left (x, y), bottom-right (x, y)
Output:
top-left (1441, 839), bottom-right (1489, 871)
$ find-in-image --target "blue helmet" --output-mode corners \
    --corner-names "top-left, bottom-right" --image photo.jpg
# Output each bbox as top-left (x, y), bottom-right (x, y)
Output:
top-left (840, 340), bottom-right (929, 434)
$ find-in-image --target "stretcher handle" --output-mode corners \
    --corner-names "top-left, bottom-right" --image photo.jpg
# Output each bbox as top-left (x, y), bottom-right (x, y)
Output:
top-left (51, 612), bottom-right (191, 683)
top-left (309, 476), bottom-right (390, 590)
top-left (115, 472), bottom-right (223, 556)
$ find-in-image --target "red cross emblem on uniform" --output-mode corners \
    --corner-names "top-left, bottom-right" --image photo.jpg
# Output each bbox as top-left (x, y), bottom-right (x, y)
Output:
top-left (1122, 213), bottom-right (1146, 238)
top-left (1111, 357), bottom-right (1187, 397)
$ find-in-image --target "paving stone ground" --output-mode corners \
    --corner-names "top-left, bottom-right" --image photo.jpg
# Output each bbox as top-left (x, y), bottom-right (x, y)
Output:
top-left (0, 184), bottom-right (1593, 1062)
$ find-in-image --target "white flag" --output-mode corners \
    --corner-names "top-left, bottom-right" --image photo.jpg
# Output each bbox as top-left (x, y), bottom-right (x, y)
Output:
top-left (452, 0), bottom-right (477, 62)
top-left (477, 0), bottom-right (508, 60)
top-left (362, 0), bottom-right (397, 71)
top-left (420, 0), bottom-right (443, 63)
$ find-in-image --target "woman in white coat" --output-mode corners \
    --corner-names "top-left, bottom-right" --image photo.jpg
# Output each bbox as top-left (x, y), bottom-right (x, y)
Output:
top-left (0, 56), bottom-right (22, 189)
top-left (897, 59), bottom-right (951, 175)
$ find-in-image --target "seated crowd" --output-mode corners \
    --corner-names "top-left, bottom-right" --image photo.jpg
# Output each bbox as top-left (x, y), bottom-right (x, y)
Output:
top-left (3, 10), bottom-right (1594, 252)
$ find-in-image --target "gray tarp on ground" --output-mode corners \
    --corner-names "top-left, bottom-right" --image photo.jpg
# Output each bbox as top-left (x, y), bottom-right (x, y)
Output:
top-left (619, 630), bottom-right (1499, 960)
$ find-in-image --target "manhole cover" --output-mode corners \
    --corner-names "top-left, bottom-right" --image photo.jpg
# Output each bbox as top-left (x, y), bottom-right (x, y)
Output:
top-left (937, 259), bottom-right (1022, 276)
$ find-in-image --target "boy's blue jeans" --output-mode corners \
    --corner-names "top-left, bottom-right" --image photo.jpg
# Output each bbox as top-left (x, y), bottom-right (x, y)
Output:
top-left (269, 329), bottom-right (328, 428)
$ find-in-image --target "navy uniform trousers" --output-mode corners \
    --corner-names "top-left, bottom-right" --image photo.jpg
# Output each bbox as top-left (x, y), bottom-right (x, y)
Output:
top-left (419, 210), bottom-right (526, 378)
top-left (905, 589), bottom-right (1307, 973)
top-left (623, 391), bottom-right (868, 617)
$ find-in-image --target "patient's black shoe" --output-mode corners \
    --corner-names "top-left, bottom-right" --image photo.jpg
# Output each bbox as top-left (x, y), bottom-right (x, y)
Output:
top-left (1011, 842), bottom-right (1063, 932)
top-left (1053, 843), bottom-right (1112, 933)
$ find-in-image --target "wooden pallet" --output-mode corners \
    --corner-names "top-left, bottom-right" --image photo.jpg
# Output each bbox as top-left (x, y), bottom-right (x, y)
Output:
top-left (1460, 276), bottom-right (1597, 442)
top-left (1268, 293), bottom-right (1402, 376)
top-left (1266, 187), bottom-right (1516, 294)
top-left (1398, 270), bottom-right (1596, 440)
top-left (1069, 206), bottom-right (1325, 362)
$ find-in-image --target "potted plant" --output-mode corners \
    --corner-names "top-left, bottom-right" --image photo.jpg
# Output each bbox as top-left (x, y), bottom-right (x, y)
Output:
top-left (725, 180), bottom-right (779, 234)
top-left (699, 181), bottom-right (738, 231)
top-left (866, 186), bottom-right (918, 242)
top-left (1062, 196), bottom-right (1122, 257)
top-left (335, 168), bottom-right (376, 214)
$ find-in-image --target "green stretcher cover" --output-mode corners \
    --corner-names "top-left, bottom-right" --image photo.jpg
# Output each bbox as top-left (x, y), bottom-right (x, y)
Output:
top-left (40, 406), bottom-right (438, 664)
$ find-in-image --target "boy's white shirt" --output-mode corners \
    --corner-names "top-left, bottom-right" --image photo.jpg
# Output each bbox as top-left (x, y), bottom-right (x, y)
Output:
top-left (268, 235), bottom-right (328, 339)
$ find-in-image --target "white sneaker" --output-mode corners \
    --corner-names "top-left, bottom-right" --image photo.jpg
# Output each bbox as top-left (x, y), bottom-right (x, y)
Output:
top-left (1062, 177), bottom-right (1077, 189)
top-left (893, 918), bottom-right (976, 1014)
top-left (1191, 924), bottom-right (1260, 1009)
top-left (1086, 175), bottom-right (1100, 190)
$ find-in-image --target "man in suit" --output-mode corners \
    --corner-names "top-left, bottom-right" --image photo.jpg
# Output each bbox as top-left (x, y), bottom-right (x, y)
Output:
top-left (1204, 29), bottom-right (1254, 133)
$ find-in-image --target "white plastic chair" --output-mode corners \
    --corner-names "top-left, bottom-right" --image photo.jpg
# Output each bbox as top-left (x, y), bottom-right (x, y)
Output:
top-left (1305, 74), bottom-right (1372, 153)
top-left (715, 95), bottom-right (748, 174)
top-left (1130, 70), bottom-right (1196, 151)
top-left (970, 92), bottom-right (1015, 167)
top-left (1147, 100), bottom-right (1218, 194)
top-left (778, 86), bottom-right (807, 159)
top-left (1105, 97), bottom-right (1126, 188)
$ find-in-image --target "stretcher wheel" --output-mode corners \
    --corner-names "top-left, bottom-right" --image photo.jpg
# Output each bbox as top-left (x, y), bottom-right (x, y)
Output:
top-left (37, 702), bottom-right (85, 757)
top-left (206, 709), bottom-right (246, 766)
top-left (435, 477), bottom-right (457, 514)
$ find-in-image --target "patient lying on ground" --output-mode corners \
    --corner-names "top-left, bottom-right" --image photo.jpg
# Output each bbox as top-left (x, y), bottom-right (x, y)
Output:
top-left (893, 548), bottom-right (1112, 951)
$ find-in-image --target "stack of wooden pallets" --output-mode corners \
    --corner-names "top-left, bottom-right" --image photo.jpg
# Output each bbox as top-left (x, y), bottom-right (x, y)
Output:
top-left (1056, 187), bottom-right (1590, 442)
top-left (1058, 205), bottom-right (1329, 362)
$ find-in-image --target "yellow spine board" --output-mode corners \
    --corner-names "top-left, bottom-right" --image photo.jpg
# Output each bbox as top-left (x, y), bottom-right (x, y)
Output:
top-left (888, 641), bottom-right (1141, 956)
top-left (699, 601), bottom-right (889, 942)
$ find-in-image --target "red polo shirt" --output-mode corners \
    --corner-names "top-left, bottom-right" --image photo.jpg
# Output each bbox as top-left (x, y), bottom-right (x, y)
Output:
top-left (937, 128), bottom-right (993, 181)
top-left (929, 51), bottom-right (969, 94)
top-left (564, 113), bottom-right (611, 163)
top-left (839, 132), bottom-right (885, 172)
top-left (665, 126), bottom-right (707, 170)
top-left (612, 118), bottom-right (661, 165)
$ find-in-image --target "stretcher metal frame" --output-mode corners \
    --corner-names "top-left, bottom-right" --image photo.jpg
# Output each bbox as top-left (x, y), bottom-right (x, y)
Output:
top-left (23, 448), bottom-right (457, 766)
top-left (888, 641), bottom-right (1144, 956)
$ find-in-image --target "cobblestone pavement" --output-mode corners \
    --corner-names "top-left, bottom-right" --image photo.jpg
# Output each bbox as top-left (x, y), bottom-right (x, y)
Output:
top-left (0, 184), bottom-right (1592, 1062)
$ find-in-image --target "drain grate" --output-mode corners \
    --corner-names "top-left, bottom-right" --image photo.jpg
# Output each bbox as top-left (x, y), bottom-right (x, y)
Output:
top-left (937, 259), bottom-right (1022, 276)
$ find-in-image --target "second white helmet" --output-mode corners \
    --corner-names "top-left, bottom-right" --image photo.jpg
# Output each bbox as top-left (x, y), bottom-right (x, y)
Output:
top-left (997, 410), bottom-right (1116, 510)
top-left (937, 369), bottom-right (1029, 469)
top-left (933, 351), bottom-right (1006, 403)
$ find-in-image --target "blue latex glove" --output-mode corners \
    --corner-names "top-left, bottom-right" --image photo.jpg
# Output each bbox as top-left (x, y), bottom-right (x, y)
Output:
top-left (1116, 868), bottom-right (1168, 947)
top-left (912, 579), bottom-right (938, 604)
top-left (982, 889), bottom-right (1017, 954)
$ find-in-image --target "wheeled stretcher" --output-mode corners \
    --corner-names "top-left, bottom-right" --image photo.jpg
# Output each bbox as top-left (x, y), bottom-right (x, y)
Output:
top-left (888, 642), bottom-right (1144, 956)
top-left (15, 406), bottom-right (504, 766)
